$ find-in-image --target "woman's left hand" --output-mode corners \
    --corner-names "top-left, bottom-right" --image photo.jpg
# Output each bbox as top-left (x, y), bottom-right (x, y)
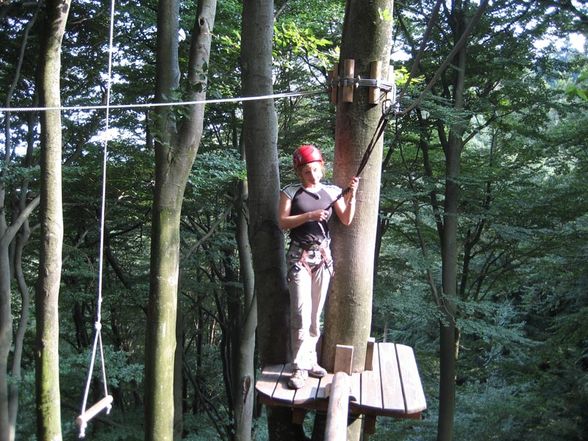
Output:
top-left (348, 177), bottom-right (359, 198)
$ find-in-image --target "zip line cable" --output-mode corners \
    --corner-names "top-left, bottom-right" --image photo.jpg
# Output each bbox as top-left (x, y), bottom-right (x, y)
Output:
top-left (0, 90), bottom-right (325, 114)
top-left (76, 0), bottom-right (116, 437)
top-left (5, 4), bottom-right (489, 428)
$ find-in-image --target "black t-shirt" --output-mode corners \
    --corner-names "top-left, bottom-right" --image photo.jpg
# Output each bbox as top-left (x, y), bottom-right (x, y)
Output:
top-left (282, 183), bottom-right (342, 245)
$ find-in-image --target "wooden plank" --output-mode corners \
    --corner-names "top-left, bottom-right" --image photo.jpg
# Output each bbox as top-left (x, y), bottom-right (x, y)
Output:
top-left (365, 338), bottom-right (376, 371)
top-left (396, 344), bottom-right (427, 414)
top-left (334, 344), bottom-right (354, 374)
top-left (378, 343), bottom-right (405, 412)
top-left (255, 364), bottom-right (285, 400)
top-left (316, 373), bottom-right (334, 400)
top-left (293, 375), bottom-right (321, 405)
top-left (342, 59), bottom-right (355, 103)
top-left (349, 371), bottom-right (361, 403)
top-left (255, 342), bottom-right (427, 419)
top-left (368, 61), bottom-right (381, 104)
top-left (328, 65), bottom-right (338, 104)
top-left (76, 395), bottom-right (113, 437)
top-left (359, 342), bottom-right (382, 410)
top-left (270, 364), bottom-right (296, 404)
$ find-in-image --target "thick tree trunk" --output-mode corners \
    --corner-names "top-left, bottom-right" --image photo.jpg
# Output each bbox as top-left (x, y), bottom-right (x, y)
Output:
top-left (324, 0), bottom-right (394, 372)
top-left (241, 2), bottom-right (299, 441)
top-left (34, 1), bottom-right (71, 440)
top-left (144, 1), bottom-right (216, 440)
top-left (320, 2), bottom-right (394, 439)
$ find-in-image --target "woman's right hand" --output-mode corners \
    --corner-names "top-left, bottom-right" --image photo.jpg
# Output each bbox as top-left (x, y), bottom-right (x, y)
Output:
top-left (307, 209), bottom-right (329, 222)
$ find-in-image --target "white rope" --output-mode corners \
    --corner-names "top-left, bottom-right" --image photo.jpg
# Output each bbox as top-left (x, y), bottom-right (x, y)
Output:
top-left (0, 89), bottom-right (324, 113)
top-left (77, 0), bottom-right (116, 437)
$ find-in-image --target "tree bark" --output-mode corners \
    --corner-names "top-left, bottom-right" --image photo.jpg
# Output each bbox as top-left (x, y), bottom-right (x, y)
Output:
top-left (320, 2), bottom-right (394, 439)
top-left (241, 2), bottom-right (300, 440)
top-left (0, 8), bottom-right (40, 441)
top-left (35, 1), bottom-right (71, 440)
top-left (144, 1), bottom-right (216, 440)
top-left (9, 118), bottom-right (36, 441)
top-left (324, 0), bottom-right (394, 372)
top-left (437, 4), bottom-right (467, 439)
top-left (232, 180), bottom-right (257, 441)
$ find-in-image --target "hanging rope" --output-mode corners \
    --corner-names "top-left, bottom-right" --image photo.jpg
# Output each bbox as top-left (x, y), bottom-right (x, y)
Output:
top-left (76, 0), bottom-right (116, 437)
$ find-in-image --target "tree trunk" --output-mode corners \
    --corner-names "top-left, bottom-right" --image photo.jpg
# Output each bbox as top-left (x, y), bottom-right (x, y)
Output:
top-left (232, 180), bottom-right (257, 441)
top-left (1, 9), bottom-right (40, 441)
top-left (35, 1), bottom-right (71, 440)
top-left (9, 129), bottom-right (35, 440)
top-left (437, 4), bottom-right (467, 439)
top-left (173, 310), bottom-right (184, 440)
top-left (324, 0), bottom-right (394, 371)
top-left (321, 2), bottom-right (394, 439)
top-left (241, 2), bottom-right (300, 440)
top-left (144, 1), bottom-right (216, 440)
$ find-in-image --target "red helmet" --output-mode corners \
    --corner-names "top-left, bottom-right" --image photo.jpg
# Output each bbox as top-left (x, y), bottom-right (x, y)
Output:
top-left (293, 144), bottom-right (323, 168)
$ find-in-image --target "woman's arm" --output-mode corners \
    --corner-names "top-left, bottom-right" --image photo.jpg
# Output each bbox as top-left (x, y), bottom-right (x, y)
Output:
top-left (279, 192), bottom-right (329, 230)
top-left (334, 177), bottom-right (359, 226)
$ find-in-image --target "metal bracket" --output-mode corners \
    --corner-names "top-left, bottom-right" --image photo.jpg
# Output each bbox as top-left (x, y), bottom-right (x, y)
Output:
top-left (329, 60), bottom-right (397, 105)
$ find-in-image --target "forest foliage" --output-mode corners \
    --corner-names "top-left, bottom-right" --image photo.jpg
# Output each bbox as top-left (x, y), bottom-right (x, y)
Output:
top-left (0, 0), bottom-right (587, 439)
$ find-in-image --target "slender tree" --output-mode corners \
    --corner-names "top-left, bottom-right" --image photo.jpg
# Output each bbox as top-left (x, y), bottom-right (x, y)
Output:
top-left (0, 7), bottom-right (40, 441)
top-left (231, 179), bottom-right (257, 441)
top-left (241, 2), bottom-right (302, 440)
top-left (144, 0), bottom-right (217, 440)
top-left (34, 0), bottom-right (71, 440)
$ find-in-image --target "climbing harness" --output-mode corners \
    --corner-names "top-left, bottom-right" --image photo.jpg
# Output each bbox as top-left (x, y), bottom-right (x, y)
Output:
top-left (288, 239), bottom-right (333, 280)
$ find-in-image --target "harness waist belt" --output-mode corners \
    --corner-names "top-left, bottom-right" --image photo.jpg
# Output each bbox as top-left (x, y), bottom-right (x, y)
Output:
top-left (291, 240), bottom-right (328, 251)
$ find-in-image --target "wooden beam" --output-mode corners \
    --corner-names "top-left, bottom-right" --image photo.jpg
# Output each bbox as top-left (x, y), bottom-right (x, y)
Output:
top-left (334, 344), bottom-right (354, 374)
top-left (292, 408), bottom-right (306, 425)
top-left (365, 337), bottom-right (376, 370)
top-left (76, 395), bottom-right (113, 437)
top-left (342, 59), bottom-right (355, 103)
top-left (324, 372), bottom-right (351, 441)
top-left (329, 64), bottom-right (339, 104)
top-left (368, 61), bottom-right (382, 104)
top-left (364, 414), bottom-right (377, 434)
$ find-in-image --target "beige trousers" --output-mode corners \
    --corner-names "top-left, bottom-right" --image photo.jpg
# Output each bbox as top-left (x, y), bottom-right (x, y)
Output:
top-left (287, 243), bottom-right (333, 370)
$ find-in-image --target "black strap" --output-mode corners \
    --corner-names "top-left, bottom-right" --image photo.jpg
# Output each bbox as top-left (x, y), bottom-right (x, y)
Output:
top-left (325, 109), bottom-right (391, 210)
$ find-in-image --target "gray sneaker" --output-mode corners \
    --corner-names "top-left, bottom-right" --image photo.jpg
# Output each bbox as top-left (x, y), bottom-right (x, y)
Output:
top-left (308, 364), bottom-right (327, 378)
top-left (288, 369), bottom-right (308, 389)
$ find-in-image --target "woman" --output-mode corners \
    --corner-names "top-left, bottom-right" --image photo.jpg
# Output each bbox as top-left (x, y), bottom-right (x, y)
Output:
top-left (279, 144), bottom-right (359, 389)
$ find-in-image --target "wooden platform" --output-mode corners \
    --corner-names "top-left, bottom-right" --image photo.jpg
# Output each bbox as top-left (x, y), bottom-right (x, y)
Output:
top-left (255, 342), bottom-right (426, 418)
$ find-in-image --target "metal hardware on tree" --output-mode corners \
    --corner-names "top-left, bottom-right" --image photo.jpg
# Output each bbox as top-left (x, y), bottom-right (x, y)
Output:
top-left (328, 59), bottom-right (397, 105)
top-left (334, 76), bottom-right (394, 92)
